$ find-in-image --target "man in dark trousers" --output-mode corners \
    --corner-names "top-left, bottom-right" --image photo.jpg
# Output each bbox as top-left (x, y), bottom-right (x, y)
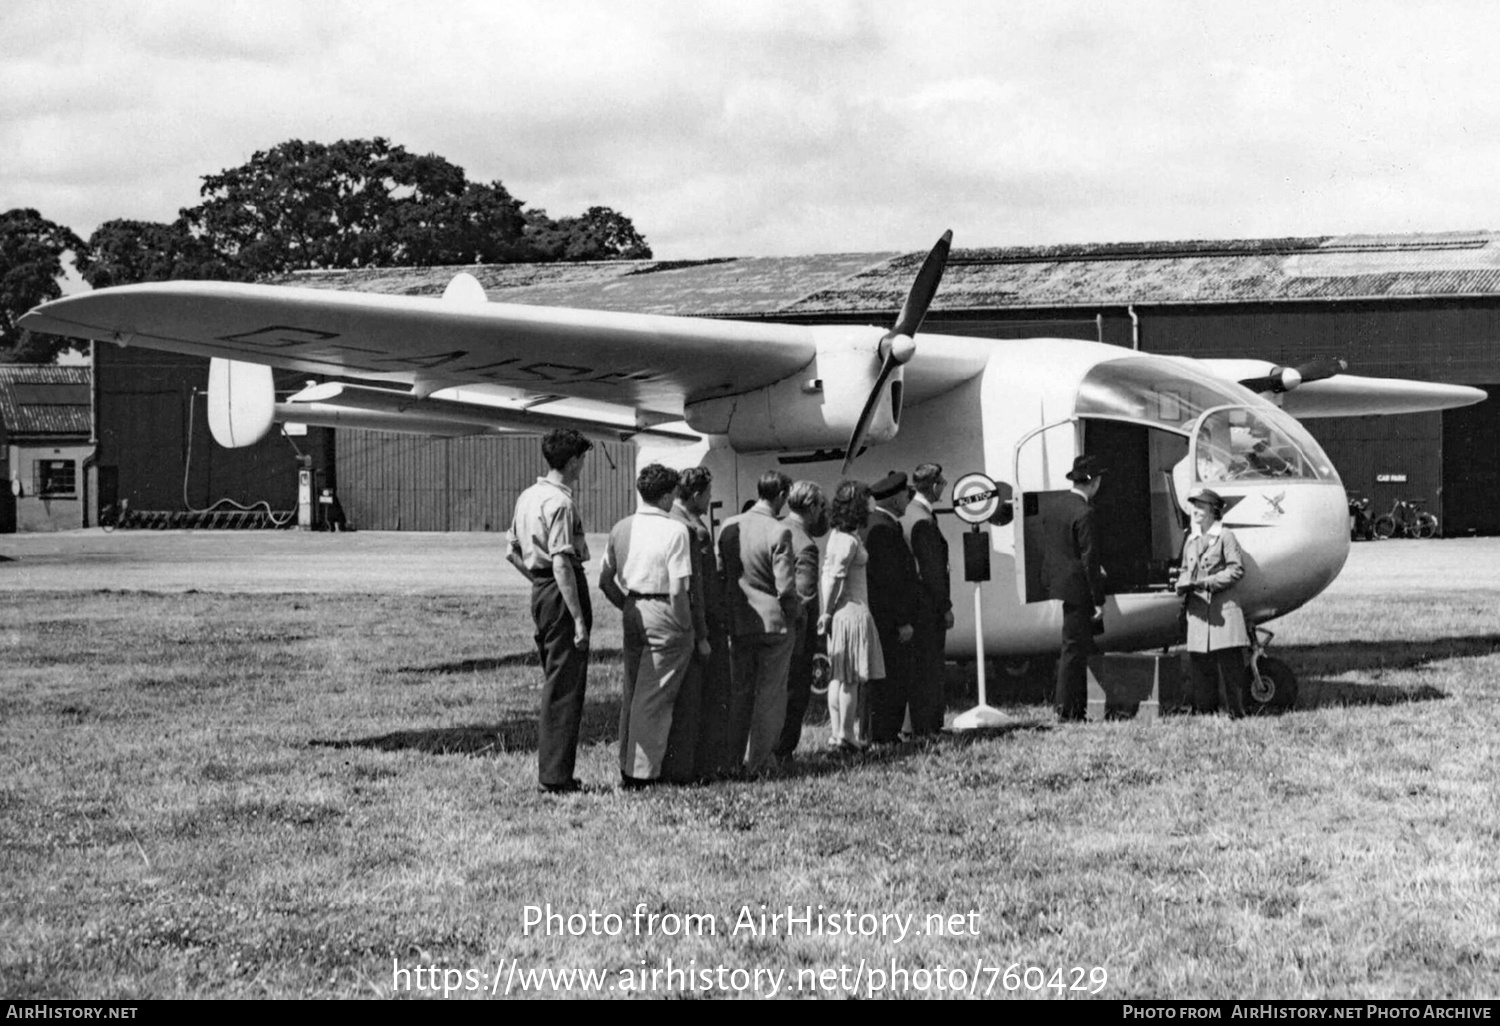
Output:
top-left (506, 429), bottom-right (594, 793)
top-left (865, 471), bottom-right (929, 744)
top-left (905, 463), bottom-right (952, 736)
top-left (662, 466), bottom-right (718, 783)
top-left (718, 471), bottom-right (797, 775)
top-left (774, 479), bottom-right (827, 763)
top-left (1042, 455), bottom-right (1107, 722)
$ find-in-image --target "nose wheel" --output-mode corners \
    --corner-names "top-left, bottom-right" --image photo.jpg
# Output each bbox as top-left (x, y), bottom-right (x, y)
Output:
top-left (1246, 627), bottom-right (1297, 713)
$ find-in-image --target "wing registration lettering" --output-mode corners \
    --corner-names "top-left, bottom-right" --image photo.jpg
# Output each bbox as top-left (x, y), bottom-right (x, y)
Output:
top-left (218, 325), bottom-right (340, 348)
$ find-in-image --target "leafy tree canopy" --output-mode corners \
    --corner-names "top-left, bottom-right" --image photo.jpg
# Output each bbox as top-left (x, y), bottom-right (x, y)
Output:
top-left (525, 205), bottom-right (653, 262)
top-left (0, 208), bottom-right (84, 363)
top-left (178, 138), bottom-right (651, 270)
top-left (79, 218), bottom-right (247, 289)
top-left (181, 138), bottom-right (533, 273)
top-left (6, 139), bottom-right (654, 360)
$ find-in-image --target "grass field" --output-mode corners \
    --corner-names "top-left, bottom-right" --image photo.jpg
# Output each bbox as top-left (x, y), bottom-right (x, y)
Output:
top-left (1, 534), bottom-right (1497, 999)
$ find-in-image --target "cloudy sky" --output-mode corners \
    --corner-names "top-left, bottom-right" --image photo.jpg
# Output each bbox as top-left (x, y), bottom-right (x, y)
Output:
top-left (2, 0), bottom-right (1497, 261)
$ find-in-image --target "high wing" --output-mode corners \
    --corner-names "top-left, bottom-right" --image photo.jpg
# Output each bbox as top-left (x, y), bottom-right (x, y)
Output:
top-left (1194, 358), bottom-right (1486, 417)
top-left (21, 241), bottom-right (990, 454)
top-left (19, 279), bottom-right (818, 418)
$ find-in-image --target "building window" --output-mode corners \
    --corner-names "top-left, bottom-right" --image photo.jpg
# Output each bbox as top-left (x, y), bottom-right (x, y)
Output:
top-left (34, 460), bottom-right (76, 498)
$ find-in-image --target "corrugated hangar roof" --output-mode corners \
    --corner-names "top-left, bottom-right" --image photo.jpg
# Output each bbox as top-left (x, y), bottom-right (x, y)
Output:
top-left (0, 365), bottom-right (91, 437)
top-left (270, 230), bottom-right (1500, 316)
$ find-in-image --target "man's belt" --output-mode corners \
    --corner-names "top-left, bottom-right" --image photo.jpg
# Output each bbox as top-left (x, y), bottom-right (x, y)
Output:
top-left (627, 590), bottom-right (670, 600)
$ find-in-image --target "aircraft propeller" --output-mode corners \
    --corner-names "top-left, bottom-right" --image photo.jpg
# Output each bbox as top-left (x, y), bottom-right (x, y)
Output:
top-left (1238, 356), bottom-right (1348, 394)
top-left (840, 229), bottom-right (952, 474)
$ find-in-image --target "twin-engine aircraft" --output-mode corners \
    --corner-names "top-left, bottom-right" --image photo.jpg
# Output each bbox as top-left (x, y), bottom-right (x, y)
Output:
top-left (22, 233), bottom-right (1484, 707)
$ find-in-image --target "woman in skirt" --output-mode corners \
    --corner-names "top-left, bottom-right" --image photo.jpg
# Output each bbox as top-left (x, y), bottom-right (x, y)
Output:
top-left (817, 480), bottom-right (885, 749)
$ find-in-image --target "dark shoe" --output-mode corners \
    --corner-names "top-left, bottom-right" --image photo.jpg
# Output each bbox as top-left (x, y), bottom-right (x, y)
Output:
top-left (620, 774), bottom-right (657, 791)
top-left (539, 778), bottom-right (582, 794)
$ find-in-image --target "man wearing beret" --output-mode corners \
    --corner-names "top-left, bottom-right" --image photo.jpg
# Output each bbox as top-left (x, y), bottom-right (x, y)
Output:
top-left (865, 470), bottom-right (931, 743)
top-left (1042, 455), bottom-right (1107, 722)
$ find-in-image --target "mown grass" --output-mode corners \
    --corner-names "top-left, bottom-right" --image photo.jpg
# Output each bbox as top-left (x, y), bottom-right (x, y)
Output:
top-left (2, 545), bottom-right (1498, 1000)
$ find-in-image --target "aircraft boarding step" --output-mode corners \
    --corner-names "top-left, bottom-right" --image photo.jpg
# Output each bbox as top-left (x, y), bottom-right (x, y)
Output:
top-left (1085, 653), bottom-right (1190, 721)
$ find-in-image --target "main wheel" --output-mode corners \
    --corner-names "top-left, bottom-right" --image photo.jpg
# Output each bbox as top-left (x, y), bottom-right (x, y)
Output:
top-left (1245, 656), bottom-right (1297, 714)
top-left (1413, 512), bottom-right (1439, 539)
top-left (1372, 515), bottom-right (1397, 539)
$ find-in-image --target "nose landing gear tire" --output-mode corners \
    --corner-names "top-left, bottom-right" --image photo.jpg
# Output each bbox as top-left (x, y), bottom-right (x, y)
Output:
top-left (1246, 655), bottom-right (1297, 714)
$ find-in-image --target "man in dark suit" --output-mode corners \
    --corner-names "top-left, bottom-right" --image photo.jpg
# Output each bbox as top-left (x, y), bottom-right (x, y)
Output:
top-left (865, 471), bottom-right (930, 744)
top-left (905, 463), bottom-right (952, 736)
top-left (1041, 455), bottom-right (1107, 722)
top-left (718, 471), bottom-right (797, 774)
top-left (661, 466), bottom-right (718, 783)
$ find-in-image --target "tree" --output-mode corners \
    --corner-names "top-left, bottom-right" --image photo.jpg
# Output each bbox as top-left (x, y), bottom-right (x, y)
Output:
top-left (79, 218), bottom-right (246, 289)
top-left (523, 205), bottom-right (652, 262)
top-left (181, 138), bottom-right (529, 273)
top-left (0, 208), bottom-right (84, 363)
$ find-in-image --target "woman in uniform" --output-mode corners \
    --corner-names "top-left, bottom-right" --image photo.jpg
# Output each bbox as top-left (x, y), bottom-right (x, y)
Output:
top-left (1175, 487), bottom-right (1249, 718)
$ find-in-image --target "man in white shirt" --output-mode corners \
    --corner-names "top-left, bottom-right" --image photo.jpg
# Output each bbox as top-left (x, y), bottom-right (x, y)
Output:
top-left (599, 463), bottom-right (695, 788)
top-left (507, 429), bottom-right (593, 794)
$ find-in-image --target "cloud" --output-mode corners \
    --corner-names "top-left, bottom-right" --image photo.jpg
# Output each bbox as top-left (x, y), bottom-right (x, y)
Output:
top-left (3, 0), bottom-right (1500, 259)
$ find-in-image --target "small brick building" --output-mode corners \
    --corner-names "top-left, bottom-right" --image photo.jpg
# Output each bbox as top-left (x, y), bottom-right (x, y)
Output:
top-left (0, 365), bottom-right (93, 532)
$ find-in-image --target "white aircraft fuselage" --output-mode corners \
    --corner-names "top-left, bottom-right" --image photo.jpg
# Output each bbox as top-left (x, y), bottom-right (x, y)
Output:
top-left (641, 335), bottom-right (1351, 659)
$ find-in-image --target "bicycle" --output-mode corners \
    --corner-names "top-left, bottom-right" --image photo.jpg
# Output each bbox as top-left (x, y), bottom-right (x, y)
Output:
top-left (1347, 494), bottom-right (1375, 541)
top-left (1372, 497), bottom-right (1438, 539)
top-left (98, 498), bottom-right (130, 532)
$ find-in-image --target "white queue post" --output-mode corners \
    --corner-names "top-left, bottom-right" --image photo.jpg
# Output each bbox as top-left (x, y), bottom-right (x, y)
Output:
top-left (948, 477), bottom-right (1009, 730)
top-left (950, 581), bottom-right (1007, 729)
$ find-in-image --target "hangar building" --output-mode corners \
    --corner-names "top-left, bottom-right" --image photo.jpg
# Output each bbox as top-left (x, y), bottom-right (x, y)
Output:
top-left (86, 230), bottom-right (1500, 535)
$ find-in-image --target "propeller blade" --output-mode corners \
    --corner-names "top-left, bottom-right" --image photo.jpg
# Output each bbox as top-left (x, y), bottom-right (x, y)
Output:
top-left (1239, 356), bottom-right (1348, 394)
top-left (840, 231), bottom-right (952, 474)
top-left (840, 349), bottom-right (899, 475)
top-left (1294, 356), bottom-right (1347, 384)
top-left (892, 230), bottom-right (953, 338)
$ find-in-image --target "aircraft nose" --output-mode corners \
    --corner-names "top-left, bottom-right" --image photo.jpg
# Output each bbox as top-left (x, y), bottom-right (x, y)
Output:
top-left (1227, 484), bottom-right (1350, 622)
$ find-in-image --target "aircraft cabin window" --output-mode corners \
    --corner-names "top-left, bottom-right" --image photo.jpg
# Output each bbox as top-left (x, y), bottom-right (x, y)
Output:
top-left (1192, 408), bottom-right (1336, 483)
top-left (1075, 356), bottom-right (1255, 432)
top-left (1072, 356), bottom-right (1338, 484)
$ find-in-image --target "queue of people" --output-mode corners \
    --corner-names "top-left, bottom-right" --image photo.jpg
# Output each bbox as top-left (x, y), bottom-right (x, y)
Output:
top-left (508, 429), bottom-right (963, 793)
top-left (511, 430), bottom-right (1255, 794)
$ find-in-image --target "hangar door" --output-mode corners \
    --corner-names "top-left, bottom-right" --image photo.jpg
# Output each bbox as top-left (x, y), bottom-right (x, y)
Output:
top-left (1441, 387), bottom-right (1500, 535)
top-left (336, 430), bottom-right (637, 532)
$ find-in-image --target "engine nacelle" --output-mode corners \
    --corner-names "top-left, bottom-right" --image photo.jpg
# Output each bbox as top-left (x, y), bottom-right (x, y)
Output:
top-left (207, 358), bottom-right (276, 447)
top-left (684, 326), bottom-right (901, 452)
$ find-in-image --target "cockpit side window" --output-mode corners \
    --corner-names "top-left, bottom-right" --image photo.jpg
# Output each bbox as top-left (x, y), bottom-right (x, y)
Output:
top-left (1193, 408), bottom-right (1336, 483)
top-left (1074, 356), bottom-right (1340, 485)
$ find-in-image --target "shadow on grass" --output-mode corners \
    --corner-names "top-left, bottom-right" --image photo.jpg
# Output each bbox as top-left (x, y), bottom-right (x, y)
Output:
top-left (311, 694), bottom-right (625, 757)
top-left (312, 703), bottom-right (1051, 774)
top-left (1280, 633), bottom-right (1500, 709)
top-left (948, 635), bottom-right (1500, 715)
top-left (395, 648), bottom-right (625, 674)
top-left (750, 718), bottom-right (1054, 785)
